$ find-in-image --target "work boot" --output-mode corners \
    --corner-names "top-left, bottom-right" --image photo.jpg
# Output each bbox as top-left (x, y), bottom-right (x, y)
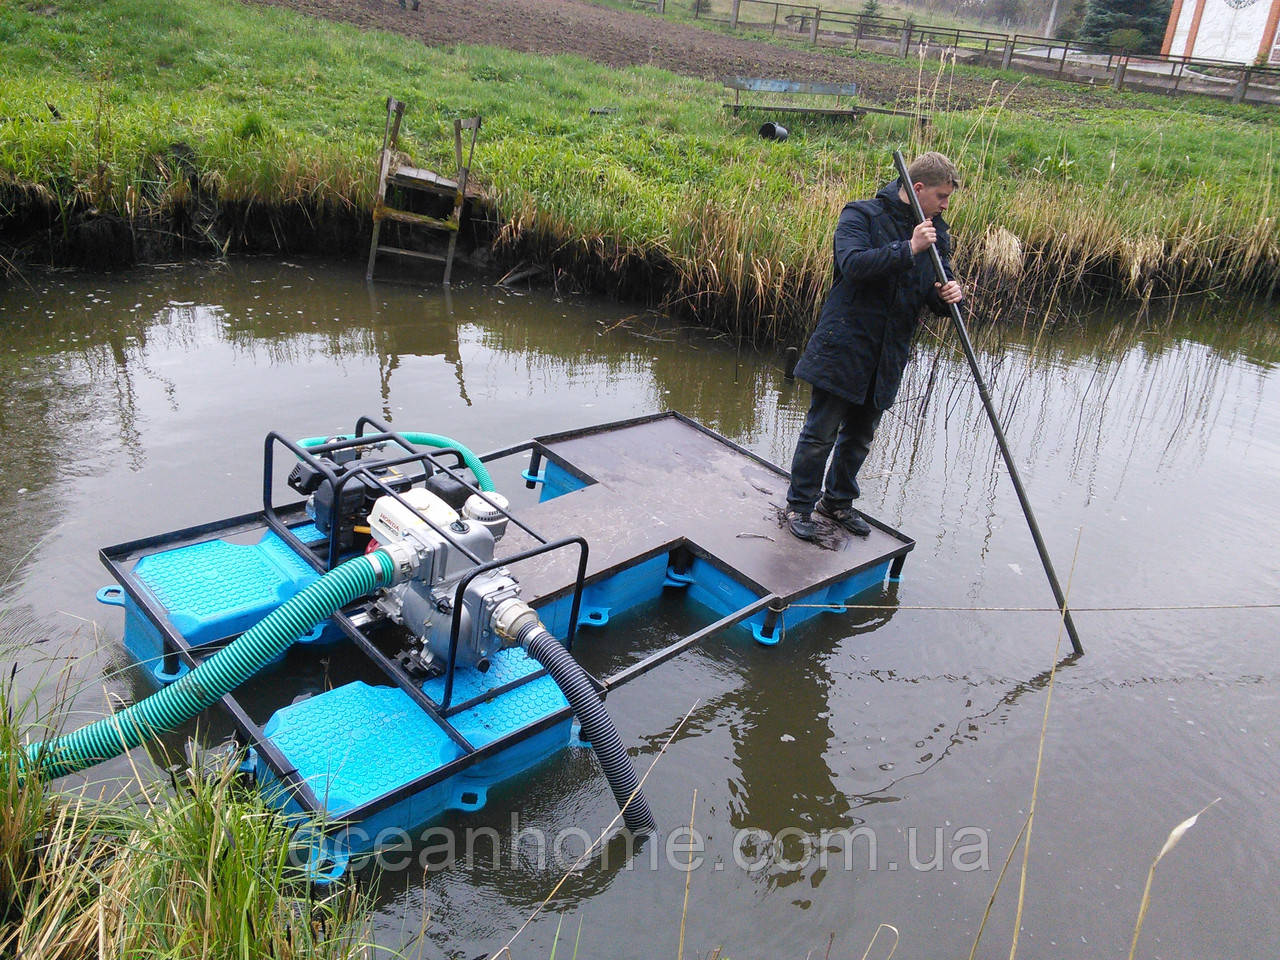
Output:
top-left (786, 509), bottom-right (818, 542)
top-left (816, 498), bottom-right (871, 537)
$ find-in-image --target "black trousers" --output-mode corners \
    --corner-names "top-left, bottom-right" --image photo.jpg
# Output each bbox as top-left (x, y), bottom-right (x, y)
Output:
top-left (786, 385), bottom-right (883, 513)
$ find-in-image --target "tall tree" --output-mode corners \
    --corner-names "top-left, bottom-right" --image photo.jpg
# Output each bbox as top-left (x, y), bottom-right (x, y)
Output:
top-left (1076, 0), bottom-right (1173, 51)
top-left (1052, 0), bottom-right (1092, 39)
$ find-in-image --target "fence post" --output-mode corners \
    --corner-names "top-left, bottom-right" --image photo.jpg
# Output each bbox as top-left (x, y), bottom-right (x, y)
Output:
top-left (855, 19), bottom-right (864, 51)
top-left (771, 3), bottom-right (778, 34)
top-left (1001, 37), bottom-right (1014, 70)
top-left (1234, 67), bottom-right (1251, 103)
top-left (1112, 53), bottom-right (1127, 91)
top-left (898, 25), bottom-right (912, 57)
top-left (656, 0), bottom-right (664, 12)
top-left (810, 9), bottom-right (821, 43)
top-left (1057, 41), bottom-right (1069, 76)
top-left (730, 0), bottom-right (740, 29)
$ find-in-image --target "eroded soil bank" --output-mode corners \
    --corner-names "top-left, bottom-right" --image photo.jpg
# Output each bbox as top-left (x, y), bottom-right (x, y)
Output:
top-left (5, 184), bottom-right (1275, 344)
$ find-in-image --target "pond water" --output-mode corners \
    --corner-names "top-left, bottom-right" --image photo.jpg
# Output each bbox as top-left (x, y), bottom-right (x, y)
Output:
top-left (1, 259), bottom-right (1277, 960)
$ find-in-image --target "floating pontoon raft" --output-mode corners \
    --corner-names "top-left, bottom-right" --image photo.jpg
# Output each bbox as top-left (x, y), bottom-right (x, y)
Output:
top-left (92, 412), bottom-right (912, 877)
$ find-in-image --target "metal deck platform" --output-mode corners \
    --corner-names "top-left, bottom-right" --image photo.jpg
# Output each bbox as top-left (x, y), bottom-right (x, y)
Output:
top-left (503, 412), bottom-right (912, 630)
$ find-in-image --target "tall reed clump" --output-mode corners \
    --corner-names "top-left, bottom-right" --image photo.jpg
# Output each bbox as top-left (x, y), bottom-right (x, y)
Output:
top-left (0, 619), bottom-right (374, 960)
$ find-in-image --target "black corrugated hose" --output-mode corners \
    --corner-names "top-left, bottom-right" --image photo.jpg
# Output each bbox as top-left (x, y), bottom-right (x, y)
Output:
top-left (515, 621), bottom-right (657, 834)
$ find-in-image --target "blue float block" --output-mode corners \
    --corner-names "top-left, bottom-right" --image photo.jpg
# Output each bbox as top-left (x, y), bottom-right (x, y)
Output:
top-left (424, 648), bottom-right (572, 753)
top-left (683, 556), bottom-right (769, 640)
top-left (261, 672), bottom-right (574, 864)
top-left (421, 646), bottom-right (543, 706)
top-left (447, 673), bottom-right (569, 750)
top-left (534, 552), bottom-right (671, 636)
top-left (421, 650), bottom-right (574, 811)
top-left (679, 555), bottom-right (888, 643)
top-left (537, 459), bottom-right (590, 502)
top-left (262, 682), bottom-right (463, 818)
top-left (131, 526), bottom-right (323, 647)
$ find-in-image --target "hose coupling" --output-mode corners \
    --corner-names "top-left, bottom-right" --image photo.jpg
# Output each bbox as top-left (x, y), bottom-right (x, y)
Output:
top-left (490, 597), bottom-right (541, 647)
top-left (376, 539), bottom-right (423, 585)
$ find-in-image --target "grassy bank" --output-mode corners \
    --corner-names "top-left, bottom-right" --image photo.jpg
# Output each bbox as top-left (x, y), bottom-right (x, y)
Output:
top-left (1, 0), bottom-right (1277, 341)
top-left (0, 626), bottom-right (373, 959)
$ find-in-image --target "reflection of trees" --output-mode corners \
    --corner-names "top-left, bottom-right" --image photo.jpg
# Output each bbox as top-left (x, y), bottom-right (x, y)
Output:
top-left (464, 306), bottom-right (789, 443)
top-left (4, 262), bottom-right (1273, 587)
top-left (0, 294), bottom-right (162, 578)
top-left (210, 267), bottom-right (470, 405)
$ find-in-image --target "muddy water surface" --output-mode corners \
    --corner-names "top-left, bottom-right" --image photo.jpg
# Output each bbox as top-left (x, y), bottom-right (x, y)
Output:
top-left (1, 259), bottom-right (1277, 960)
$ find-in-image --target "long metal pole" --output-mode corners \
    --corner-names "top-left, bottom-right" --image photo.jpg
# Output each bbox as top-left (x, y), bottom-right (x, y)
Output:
top-left (892, 150), bottom-right (1083, 655)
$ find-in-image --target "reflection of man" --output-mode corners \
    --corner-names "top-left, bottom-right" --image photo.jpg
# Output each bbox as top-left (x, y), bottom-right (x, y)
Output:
top-left (785, 152), bottom-right (964, 542)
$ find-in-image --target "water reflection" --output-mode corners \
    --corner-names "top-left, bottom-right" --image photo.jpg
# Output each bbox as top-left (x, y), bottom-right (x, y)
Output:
top-left (2, 261), bottom-right (1278, 959)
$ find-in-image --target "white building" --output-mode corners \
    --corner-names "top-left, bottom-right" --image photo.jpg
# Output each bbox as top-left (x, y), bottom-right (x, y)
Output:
top-left (1162, 0), bottom-right (1280, 63)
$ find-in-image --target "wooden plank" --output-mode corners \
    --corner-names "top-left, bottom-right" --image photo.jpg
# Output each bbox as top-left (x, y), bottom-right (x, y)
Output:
top-left (723, 103), bottom-right (865, 117)
top-left (375, 206), bottom-right (458, 230)
top-left (725, 76), bottom-right (859, 96)
top-left (856, 104), bottom-right (929, 120)
top-left (722, 103), bottom-right (928, 123)
top-left (389, 165), bottom-right (457, 192)
top-left (375, 245), bottom-right (448, 263)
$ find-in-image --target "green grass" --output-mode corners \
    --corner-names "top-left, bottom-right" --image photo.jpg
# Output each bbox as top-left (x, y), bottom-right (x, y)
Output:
top-left (1, 0), bottom-right (1277, 342)
top-left (0, 616), bottom-right (374, 960)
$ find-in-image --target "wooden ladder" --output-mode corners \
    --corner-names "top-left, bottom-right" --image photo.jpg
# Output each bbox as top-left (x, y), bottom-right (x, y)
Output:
top-left (366, 97), bottom-right (480, 285)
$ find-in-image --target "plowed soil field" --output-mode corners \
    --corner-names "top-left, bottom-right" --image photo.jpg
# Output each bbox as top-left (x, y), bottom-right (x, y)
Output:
top-left (249, 0), bottom-right (1113, 111)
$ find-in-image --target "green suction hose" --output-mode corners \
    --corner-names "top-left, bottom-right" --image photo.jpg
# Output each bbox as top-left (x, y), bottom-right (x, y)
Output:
top-left (298, 432), bottom-right (495, 492)
top-left (27, 550), bottom-right (396, 781)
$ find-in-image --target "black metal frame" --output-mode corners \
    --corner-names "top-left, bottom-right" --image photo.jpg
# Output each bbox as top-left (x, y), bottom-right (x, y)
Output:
top-left (98, 410), bottom-right (914, 837)
top-left (263, 415), bottom-right (556, 573)
top-left (100, 416), bottom-right (600, 825)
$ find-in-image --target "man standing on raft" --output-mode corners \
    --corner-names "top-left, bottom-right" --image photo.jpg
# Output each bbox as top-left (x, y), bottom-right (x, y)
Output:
top-left (785, 152), bottom-right (965, 542)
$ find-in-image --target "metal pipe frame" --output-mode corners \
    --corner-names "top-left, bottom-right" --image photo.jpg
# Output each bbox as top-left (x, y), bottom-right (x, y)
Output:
top-left (439, 535), bottom-right (590, 712)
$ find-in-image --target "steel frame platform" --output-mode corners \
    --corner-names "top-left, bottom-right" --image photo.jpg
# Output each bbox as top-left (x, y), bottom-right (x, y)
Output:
top-left (96, 412), bottom-right (913, 876)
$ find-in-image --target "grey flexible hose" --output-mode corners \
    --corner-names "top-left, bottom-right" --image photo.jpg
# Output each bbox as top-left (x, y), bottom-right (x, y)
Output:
top-left (516, 621), bottom-right (657, 834)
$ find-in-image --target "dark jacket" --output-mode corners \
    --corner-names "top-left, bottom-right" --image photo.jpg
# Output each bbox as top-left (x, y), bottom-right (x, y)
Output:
top-left (793, 178), bottom-right (955, 409)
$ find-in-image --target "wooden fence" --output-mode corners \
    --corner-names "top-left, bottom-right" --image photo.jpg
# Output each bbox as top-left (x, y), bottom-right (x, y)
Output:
top-left (641, 0), bottom-right (1280, 106)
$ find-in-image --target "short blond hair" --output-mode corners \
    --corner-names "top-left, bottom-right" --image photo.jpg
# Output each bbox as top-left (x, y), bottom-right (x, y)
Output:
top-left (908, 152), bottom-right (960, 188)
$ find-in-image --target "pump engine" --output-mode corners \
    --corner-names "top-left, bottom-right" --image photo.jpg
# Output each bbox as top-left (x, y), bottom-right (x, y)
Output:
top-left (288, 442), bottom-right (423, 553)
top-left (367, 487), bottom-right (519, 675)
